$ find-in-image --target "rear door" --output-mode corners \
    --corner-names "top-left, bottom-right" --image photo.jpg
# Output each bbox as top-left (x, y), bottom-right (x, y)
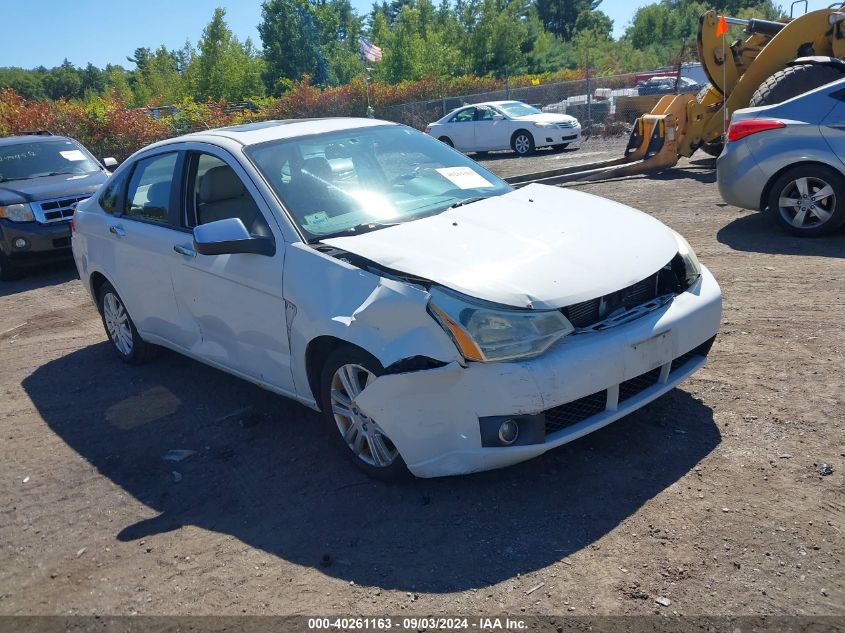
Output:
top-left (168, 146), bottom-right (295, 394)
top-left (103, 150), bottom-right (187, 346)
top-left (820, 97), bottom-right (845, 165)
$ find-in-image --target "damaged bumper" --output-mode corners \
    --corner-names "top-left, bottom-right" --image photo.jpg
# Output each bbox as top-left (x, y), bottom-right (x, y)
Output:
top-left (355, 266), bottom-right (722, 478)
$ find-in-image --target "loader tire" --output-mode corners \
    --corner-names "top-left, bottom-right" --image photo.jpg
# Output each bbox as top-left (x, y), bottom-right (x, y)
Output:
top-left (749, 63), bottom-right (845, 108)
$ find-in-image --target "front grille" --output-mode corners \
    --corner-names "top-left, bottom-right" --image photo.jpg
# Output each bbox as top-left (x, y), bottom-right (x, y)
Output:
top-left (670, 336), bottom-right (717, 373)
top-left (619, 367), bottom-right (661, 403)
top-left (556, 121), bottom-right (576, 129)
top-left (32, 195), bottom-right (89, 223)
top-left (541, 336), bottom-right (716, 437)
top-left (563, 273), bottom-right (660, 329)
top-left (544, 390), bottom-right (606, 434)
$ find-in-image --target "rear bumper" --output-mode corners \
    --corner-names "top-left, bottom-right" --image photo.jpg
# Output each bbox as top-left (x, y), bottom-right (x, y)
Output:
top-left (356, 266), bottom-right (722, 478)
top-left (716, 141), bottom-right (768, 211)
top-left (0, 219), bottom-right (73, 265)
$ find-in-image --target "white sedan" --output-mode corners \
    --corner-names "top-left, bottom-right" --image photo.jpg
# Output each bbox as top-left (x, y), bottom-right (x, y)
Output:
top-left (425, 100), bottom-right (582, 155)
top-left (72, 118), bottom-right (720, 479)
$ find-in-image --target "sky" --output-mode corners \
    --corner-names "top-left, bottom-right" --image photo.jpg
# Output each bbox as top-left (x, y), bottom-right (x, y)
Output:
top-left (0, 0), bottom-right (834, 70)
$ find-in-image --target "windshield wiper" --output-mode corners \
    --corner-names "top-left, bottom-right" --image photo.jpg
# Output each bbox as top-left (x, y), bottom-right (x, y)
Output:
top-left (315, 221), bottom-right (402, 241)
top-left (448, 196), bottom-right (492, 209)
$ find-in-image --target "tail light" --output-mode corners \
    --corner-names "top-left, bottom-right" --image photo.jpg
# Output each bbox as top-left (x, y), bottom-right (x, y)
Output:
top-left (726, 119), bottom-right (785, 142)
top-left (69, 216), bottom-right (76, 233)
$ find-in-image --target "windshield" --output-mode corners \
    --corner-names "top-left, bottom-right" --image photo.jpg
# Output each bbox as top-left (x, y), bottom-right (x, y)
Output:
top-left (245, 125), bottom-right (512, 240)
top-left (0, 139), bottom-right (101, 182)
top-left (497, 102), bottom-right (541, 118)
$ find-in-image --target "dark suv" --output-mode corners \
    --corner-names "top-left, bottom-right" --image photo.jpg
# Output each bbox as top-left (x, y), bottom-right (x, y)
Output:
top-left (0, 132), bottom-right (115, 280)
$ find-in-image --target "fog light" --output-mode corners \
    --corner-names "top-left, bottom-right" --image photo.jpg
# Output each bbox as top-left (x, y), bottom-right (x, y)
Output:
top-left (498, 419), bottom-right (520, 445)
top-left (14, 238), bottom-right (27, 249)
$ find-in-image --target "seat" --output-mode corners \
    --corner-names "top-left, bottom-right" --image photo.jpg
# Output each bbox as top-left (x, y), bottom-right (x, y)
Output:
top-left (140, 180), bottom-right (170, 221)
top-left (285, 156), bottom-right (344, 218)
top-left (197, 165), bottom-right (268, 236)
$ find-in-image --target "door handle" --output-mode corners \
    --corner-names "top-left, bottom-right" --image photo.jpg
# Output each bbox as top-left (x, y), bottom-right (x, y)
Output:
top-left (109, 225), bottom-right (125, 237)
top-left (173, 244), bottom-right (197, 258)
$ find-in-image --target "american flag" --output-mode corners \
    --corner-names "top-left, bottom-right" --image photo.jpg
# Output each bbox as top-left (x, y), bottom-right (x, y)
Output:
top-left (359, 37), bottom-right (383, 62)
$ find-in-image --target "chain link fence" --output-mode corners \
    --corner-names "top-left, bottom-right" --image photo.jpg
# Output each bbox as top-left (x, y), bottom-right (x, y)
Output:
top-left (378, 71), bottom-right (703, 138)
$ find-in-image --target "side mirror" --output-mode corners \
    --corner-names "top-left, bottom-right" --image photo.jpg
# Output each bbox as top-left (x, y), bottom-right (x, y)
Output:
top-left (492, 113), bottom-right (505, 121)
top-left (193, 217), bottom-right (275, 257)
top-left (102, 157), bottom-right (118, 170)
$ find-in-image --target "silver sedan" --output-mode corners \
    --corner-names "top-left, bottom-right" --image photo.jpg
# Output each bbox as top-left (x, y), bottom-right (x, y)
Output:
top-left (717, 77), bottom-right (845, 237)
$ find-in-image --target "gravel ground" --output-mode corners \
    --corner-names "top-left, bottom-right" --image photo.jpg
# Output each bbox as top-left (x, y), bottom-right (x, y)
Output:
top-left (0, 150), bottom-right (843, 617)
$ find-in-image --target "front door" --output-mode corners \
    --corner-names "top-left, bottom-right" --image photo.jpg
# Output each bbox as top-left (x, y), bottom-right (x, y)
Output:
top-left (168, 147), bottom-right (295, 394)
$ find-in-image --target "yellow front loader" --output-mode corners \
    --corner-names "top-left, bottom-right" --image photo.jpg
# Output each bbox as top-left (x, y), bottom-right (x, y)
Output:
top-left (511, 6), bottom-right (845, 185)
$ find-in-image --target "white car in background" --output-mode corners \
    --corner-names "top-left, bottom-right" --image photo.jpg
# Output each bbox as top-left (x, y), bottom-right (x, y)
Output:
top-left (72, 118), bottom-right (720, 480)
top-left (425, 100), bottom-right (582, 156)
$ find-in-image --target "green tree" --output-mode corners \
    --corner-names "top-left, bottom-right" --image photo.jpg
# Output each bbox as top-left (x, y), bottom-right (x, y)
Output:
top-left (194, 8), bottom-right (266, 101)
top-left (535, 0), bottom-right (601, 40)
top-left (259, 0), bottom-right (326, 93)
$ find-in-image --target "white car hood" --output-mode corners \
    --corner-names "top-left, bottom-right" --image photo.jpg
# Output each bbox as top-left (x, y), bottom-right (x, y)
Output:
top-left (322, 184), bottom-right (678, 309)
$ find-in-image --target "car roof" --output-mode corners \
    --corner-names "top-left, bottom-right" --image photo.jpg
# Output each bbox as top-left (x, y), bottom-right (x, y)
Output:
top-left (0, 134), bottom-right (74, 147)
top-left (153, 117), bottom-right (398, 150)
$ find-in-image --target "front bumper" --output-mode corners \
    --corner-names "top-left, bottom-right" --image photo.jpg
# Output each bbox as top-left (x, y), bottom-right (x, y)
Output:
top-left (537, 130), bottom-right (582, 147)
top-left (0, 219), bottom-right (73, 265)
top-left (716, 141), bottom-right (768, 211)
top-left (356, 266), bottom-right (722, 477)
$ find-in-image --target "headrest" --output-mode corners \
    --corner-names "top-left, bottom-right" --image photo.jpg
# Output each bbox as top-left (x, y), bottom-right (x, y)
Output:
top-left (200, 165), bottom-right (245, 203)
top-left (145, 180), bottom-right (170, 208)
top-left (302, 157), bottom-right (333, 182)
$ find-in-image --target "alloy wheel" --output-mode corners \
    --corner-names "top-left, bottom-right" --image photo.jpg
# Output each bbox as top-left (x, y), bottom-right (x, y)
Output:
top-left (777, 176), bottom-right (836, 230)
top-left (330, 363), bottom-right (398, 468)
top-left (514, 134), bottom-right (531, 155)
top-left (103, 292), bottom-right (133, 356)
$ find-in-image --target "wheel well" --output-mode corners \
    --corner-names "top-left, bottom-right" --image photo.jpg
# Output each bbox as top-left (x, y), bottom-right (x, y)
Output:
top-left (511, 128), bottom-right (531, 141)
top-left (89, 272), bottom-right (109, 310)
top-left (759, 160), bottom-right (842, 211)
top-left (305, 335), bottom-right (368, 408)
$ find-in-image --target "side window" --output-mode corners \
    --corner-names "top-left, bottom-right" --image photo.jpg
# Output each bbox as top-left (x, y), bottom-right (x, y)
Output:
top-left (450, 108), bottom-right (476, 123)
top-left (477, 107), bottom-right (495, 121)
top-left (98, 171), bottom-right (129, 214)
top-left (188, 153), bottom-right (271, 237)
top-left (124, 153), bottom-right (178, 224)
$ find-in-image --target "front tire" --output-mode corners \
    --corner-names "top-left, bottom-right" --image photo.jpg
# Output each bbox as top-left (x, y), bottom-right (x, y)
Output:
top-left (511, 130), bottom-right (535, 156)
top-left (98, 281), bottom-right (157, 364)
top-left (319, 346), bottom-right (408, 480)
top-left (766, 165), bottom-right (845, 236)
top-left (0, 250), bottom-right (22, 281)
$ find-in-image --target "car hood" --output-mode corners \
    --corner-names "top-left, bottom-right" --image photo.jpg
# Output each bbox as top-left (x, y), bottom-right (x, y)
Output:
top-left (322, 184), bottom-right (679, 309)
top-left (513, 112), bottom-right (578, 124)
top-left (0, 171), bottom-right (108, 206)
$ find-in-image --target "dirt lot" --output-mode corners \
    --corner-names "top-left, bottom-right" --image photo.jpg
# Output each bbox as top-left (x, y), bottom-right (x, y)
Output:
top-left (1, 147), bottom-right (843, 617)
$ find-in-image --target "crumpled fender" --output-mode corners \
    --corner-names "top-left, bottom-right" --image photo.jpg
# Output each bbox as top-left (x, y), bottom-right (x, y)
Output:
top-left (284, 242), bottom-right (462, 405)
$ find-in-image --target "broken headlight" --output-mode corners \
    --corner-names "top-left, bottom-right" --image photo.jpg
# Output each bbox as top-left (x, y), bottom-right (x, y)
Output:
top-left (672, 230), bottom-right (702, 288)
top-left (428, 287), bottom-right (574, 362)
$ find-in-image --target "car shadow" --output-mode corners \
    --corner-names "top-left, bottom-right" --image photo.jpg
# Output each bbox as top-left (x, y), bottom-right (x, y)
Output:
top-left (23, 343), bottom-right (720, 593)
top-left (717, 210), bottom-right (845, 257)
top-left (0, 260), bottom-right (78, 298)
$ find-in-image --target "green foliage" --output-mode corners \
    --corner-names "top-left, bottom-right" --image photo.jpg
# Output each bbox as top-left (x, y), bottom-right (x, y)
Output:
top-left (0, 0), bottom-right (788, 111)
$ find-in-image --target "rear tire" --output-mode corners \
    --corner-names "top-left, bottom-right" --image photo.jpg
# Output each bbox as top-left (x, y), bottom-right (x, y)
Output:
top-left (319, 346), bottom-right (409, 480)
top-left (97, 281), bottom-right (158, 364)
top-left (511, 130), bottom-right (535, 156)
top-left (750, 63), bottom-right (845, 107)
top-left (765, 164), bottom-right (845, 237)
top-left (438, 136), bottom-right (454, 147)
